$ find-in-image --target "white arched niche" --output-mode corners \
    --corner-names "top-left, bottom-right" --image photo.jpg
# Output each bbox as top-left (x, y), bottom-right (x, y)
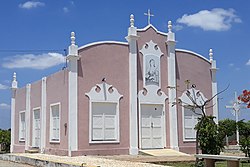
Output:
top-left (138, 40), bottom-right (168, 149)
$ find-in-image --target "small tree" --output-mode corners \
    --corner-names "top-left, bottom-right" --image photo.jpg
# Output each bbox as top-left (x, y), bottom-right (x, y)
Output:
top-left (0, 129), bottom-right (11, 152)
top-left (218, 119), bottom-right (237, 145)
top-left (195, 115), bottom-right (223, 155)
top-left (238, 90), bottom-right (250, 108)
top-left (237, 120), bottom-right (250, 157)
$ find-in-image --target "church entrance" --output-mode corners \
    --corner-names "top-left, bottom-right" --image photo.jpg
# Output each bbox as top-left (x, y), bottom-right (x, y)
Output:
top-left (140, 104), bottom-right (164, 149)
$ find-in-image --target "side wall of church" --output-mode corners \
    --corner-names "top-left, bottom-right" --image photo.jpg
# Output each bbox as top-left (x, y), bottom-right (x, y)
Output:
top-left (45, 70), bottom-right (69, 155)
top-left (13, 87), bottom-right (26, 152)
top-left (176, 51), bottom-right (213, 153)
top-left (76, 43), bottom-right (130, 155)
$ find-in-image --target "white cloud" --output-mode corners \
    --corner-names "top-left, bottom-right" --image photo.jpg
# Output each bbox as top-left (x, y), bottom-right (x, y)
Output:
top-left (229, 63), bottom-right (234, 67)
top-left (0, 84), bottom-right (9, 90)
top-left (63, 7), bottom-right (69, 13)
top-left (177, 8), bottom-right (241, 31)
top-left (19, 1), bottom-right (45, 9)
top-left (173, 24), bottom-right (183, 31)
top-left (0, 103), bottom-right (10, 110)
top-left (2, 53), bottom-right (65, 70)
top-left (246, 59), bottom-right (250, 65)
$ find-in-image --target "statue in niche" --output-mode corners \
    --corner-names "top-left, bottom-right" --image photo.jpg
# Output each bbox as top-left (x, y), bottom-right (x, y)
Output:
top-left (145, 57), bottom-right (159, 86)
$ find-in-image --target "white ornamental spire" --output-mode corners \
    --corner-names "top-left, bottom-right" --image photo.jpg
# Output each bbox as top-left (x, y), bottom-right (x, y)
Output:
top-left (11, 72), bottom-right (18, 89)
top-left (130, 14), bottom-right (134, 27)
top-left (71, 32), bottom-right (76, 45)
top-left (209, 48), bottom-right (213, 62)
top-left (168, 21), bottom-right (172, 33)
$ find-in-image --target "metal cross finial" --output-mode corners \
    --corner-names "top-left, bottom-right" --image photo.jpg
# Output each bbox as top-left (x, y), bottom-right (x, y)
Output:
top-left (226, 92), bottom-right (246, 145)
top-left (144, 9), bottom-right (154, 25)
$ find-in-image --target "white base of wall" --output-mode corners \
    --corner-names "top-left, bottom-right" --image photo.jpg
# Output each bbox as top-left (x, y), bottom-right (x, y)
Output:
top-left (170, 146), bottom-right (179, 151)
top-left (129, 147), bottom-right (138, 155)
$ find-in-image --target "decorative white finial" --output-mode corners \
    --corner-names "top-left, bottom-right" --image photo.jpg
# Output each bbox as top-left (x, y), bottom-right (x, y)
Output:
top-left (209, 48), bottom-right (213, 61)
top-left (130, 14), bottom-right (134, 27)
top-left (168, 21), bottom-right (172, 33)
top-left (13, 72), bottom-right (16, 81)
top-left (71, 32), bottom-right (75, 45)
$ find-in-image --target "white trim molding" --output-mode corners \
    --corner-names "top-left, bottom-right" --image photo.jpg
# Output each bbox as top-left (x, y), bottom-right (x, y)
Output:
top-left (49, 102), bottom-right (61, 143)
top-left (125, 17), bottom-right (139, 155)
top-left (85, 82), bottom-right (123, 144)
top-left (176, 49), bottom-right (210, 63)
top-left (11, 72), bottom-right (18, 153)
top-left (19, 111), bottom-right (26, 142)
top-left (40, 77), bottom-right (47, 153)
top-left (166, 26), bottom-right (179, 151)
top-left (137, 24), bottom-right (168, 36)
top-left (67, 32), bottom-right (79, 155)
top-left (78, 41), bottom-right (128, 51)
top-left (209, 49), bottom-right (219, 124)
top-left (25, 84), bottom-right (31, 151)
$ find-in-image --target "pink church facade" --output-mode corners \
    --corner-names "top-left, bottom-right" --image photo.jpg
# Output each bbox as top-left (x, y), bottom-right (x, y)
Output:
top-left (10, 16), bottom-right (218, 156)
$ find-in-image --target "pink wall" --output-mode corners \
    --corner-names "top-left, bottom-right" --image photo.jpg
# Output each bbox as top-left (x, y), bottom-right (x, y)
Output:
top-left (77, 43), bottom-right (130, 155)
top-left (30, 80), bottom-right (42, 148)
top-left (176, 51), bottom-right (213, 153)
top-left (45, 70), bottom-right (69, 156)
top-left (137, 27), bottom-right (170, 148)
top-left (13, 87), bottom-right (26, 152)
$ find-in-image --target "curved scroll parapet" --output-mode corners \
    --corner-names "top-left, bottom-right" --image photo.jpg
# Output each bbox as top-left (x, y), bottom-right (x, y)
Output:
top-left (85, 82), bottom-right (123, 102)
top-left (179, 88), bottom-right (208, 106)
top-left (138, 85), bottom-right (167, 103)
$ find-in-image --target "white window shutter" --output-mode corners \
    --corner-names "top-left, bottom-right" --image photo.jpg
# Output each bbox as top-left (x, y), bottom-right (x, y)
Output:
top-left (104, 115), bottom-right (116, 140)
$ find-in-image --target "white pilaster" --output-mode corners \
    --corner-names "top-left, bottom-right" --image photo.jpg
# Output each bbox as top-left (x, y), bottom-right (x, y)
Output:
top-left (11, 72), bottom-right (18, 153)
top-left (166, 21), bottom-right (179, 150)
top-left (125, 14), bottom-right (139, 155)
top-left (25, 83), bottom-right (31, 151)
top-left (209, 49), bottom-right (219, 124)
top-left (40, 77), bottom-right (47, 153)
top-left (67, 32), bottom-right (79, 156)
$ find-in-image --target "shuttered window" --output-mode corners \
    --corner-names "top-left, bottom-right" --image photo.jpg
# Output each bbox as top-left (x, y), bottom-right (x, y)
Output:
top-left (50, 104), bottom-right (60, 142)
top-left (19, 112), bottom-right (25, 141)
top-left (183, 108), bottom-right (201, 140)
top-left (92, 103), bottom-right (117, 141)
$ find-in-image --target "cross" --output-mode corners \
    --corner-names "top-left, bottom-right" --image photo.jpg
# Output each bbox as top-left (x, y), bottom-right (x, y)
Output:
top-left (225, 92), bottom-right (246, 145)
top-left (144, 9), bottom-right (154, 25)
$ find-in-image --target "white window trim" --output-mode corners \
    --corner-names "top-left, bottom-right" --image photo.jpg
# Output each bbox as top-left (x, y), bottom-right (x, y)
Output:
top-left (32, 107), bottom-right (41, 147)
top-left (182, 106), bottom-right (204, 142)
top-left (19, 110), bottom-right (26, 142)
top-left (89, 101), bottom-right (120, 144)
top-left (85, 82), bottom-right (123, 144)
top-left (49, 102), bottom-right (61, 143)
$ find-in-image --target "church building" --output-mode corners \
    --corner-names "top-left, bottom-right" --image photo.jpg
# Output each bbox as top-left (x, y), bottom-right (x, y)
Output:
top-left (10, 14), bottom-right (218, 156)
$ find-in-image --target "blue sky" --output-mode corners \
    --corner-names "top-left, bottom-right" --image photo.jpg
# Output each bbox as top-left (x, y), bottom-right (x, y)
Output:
top-left (0, 1), bottom-right (249, 129)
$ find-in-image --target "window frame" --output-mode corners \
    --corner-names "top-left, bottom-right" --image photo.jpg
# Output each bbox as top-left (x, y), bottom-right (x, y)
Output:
top-left (182, 106), bottom-right (202, 142)
top-left (90, 102), bottom-right (119, 143)
top-left (49, 102), bottom-right (61, 143)
top-left (19, 111), bottom-right (26, 142)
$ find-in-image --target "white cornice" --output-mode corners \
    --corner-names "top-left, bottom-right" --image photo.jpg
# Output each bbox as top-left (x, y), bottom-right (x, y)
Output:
top-left (176, 49), bottom-right (210, 63)
top-left (137, 24), bottom-right (168, 36)
top-left (78, 41), bottom-right (128, 50)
